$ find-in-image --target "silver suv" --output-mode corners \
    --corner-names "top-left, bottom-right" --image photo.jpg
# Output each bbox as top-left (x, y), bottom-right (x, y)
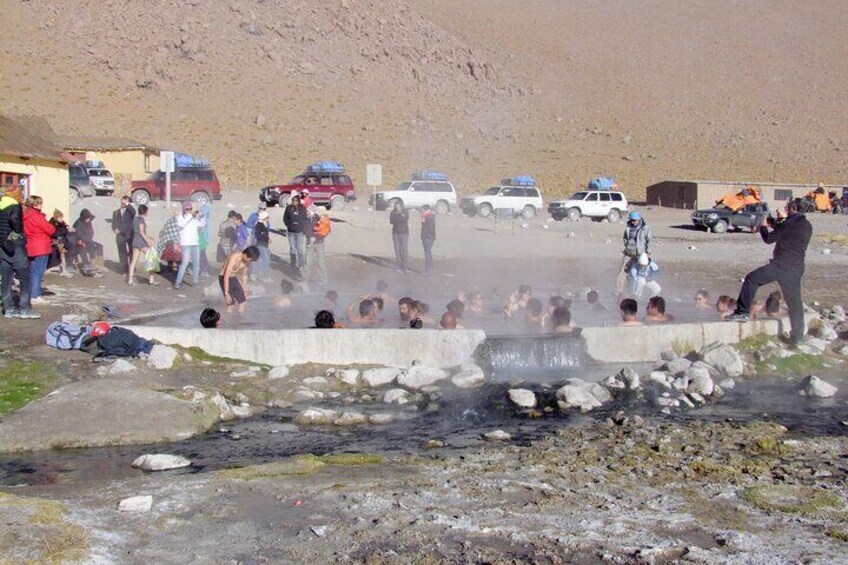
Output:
top-left (370, 179), bottom-right (458, 214)
top-left (86, 167), bottom-right (115, 196)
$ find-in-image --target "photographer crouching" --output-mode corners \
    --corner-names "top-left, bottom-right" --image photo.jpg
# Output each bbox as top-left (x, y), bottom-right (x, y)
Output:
top-left (726, 198), bottom-right (812, 343)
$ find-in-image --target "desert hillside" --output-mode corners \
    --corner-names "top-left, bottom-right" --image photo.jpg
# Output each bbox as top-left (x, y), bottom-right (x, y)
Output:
top-left (1, 0), bottom-right (846, 197)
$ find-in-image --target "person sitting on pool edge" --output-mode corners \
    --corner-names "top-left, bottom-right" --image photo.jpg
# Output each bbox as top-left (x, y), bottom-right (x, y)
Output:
top-left (619, 298), bottom-right (643, 326)
top-left (220, 245), bottom-right (260, 313)
top-left (200, 308), bottom-right (221, 328)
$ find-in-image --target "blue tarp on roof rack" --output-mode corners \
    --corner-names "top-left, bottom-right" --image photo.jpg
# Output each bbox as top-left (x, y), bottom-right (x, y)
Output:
top-left (306, 161), bottom-right (345, 174)
top-left (412, 170), bottom-right (448, 181)
top-left (174, 153), bottom-right (211, 168)
top-left (501, 175), bottom-right (536, 186)
top-left (588, 177), bottom-right (617, 190)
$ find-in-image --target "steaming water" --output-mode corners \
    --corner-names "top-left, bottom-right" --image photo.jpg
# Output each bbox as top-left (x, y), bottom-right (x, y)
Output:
top-left (1, 372), bottom-right (846, 487)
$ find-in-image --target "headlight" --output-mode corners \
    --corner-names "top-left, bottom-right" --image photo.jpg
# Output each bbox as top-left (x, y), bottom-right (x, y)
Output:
top-left (707, 213), bottom-right (719, 220)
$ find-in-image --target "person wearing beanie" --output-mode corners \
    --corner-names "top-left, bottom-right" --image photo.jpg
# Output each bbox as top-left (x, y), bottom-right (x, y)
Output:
top-left (0, 186), bottom-right (40, 318)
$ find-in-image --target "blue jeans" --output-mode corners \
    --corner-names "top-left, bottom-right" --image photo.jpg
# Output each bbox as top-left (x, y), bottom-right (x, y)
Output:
top-left (422, 237), bottom-right (434, 274)
top-left (288, 232), bottom-right (306, 270)
top-left (257, 245), bottom-right (270, 279)
top-left (176, 245), bottom-right (200, 287)
top-left (29, 254), bottom-right (49, 299)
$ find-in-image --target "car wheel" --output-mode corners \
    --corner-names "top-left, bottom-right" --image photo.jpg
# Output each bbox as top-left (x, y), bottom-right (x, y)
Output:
top-left (435, 200), bottom-right (450, 214)
top-left (521, 205), bottom-right (536, 219)
top-left (330, 195), bottom-right (346, 211)
top-left (478, 203), bottom-right (494, 218)
top-left (566, 207), bottom-right (581, 221)
top-left (131, 190), bottom-right (151, 206)
top-left (191, 191), bottom-right (211, 206)
top-left (607, 209), bottom-right (621, 222)
top-left (711, 220), bottom-right (728, 234)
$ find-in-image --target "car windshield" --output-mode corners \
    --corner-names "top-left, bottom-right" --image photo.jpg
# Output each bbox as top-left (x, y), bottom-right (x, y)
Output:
top-left (394, 182), bottom-right (412, 191)
top-left (483, 187), bottom-right (500, 195)
top-left (569, 191), bottom-right (588, 200)
top-left (88, 169), bottom-right (111, 177)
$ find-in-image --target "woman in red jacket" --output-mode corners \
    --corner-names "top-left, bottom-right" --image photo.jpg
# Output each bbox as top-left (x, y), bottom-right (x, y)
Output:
top-left (23, 196), bottom-right (56, 303)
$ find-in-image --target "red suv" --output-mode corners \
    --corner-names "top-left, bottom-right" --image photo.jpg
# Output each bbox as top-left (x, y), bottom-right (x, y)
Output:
top-left (259, 162), bottom-right (355, 210)
top-left (131, 168), bottom-right (222, 206)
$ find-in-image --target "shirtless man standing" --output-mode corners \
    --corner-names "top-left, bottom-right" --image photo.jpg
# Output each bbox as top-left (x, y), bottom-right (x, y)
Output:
top-left (220, 246), bottom-right (259, 312)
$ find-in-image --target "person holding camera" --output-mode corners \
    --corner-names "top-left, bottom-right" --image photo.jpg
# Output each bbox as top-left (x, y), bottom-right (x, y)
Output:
top-left (174, 201), bottom-right (206, 290)
top-left (726, 198), bottom-right (812, 343)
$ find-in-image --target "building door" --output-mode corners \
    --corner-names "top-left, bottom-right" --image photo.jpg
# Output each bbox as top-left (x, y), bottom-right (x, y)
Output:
top-left (0, 171), bottom-right (30, 199)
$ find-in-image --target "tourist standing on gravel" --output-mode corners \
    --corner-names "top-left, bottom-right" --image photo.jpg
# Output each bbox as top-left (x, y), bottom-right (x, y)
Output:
top-left (111, 195), bottom-right (135, 276)
top-left (420, 204), bottom-right (436, 275)
top-left (1, 186), bottom-right (40, 319)
top-left (23, 195), bottom-right (56, 304)
top-left (283, 194), bottom-right (308, 274)
top-left (390, 200), bottom-right (410, 273)
top-left (305, 208), bottom-right (331, 286)
top-left (726, 198), bottom-right (812, 343)
top-left (174, 201), bottom-right (205, 290)
top-left (616, 211), bottom-right (653, 298)
top-left (216, 210), bottom-right (237, 262)
top-left (127, 205), bottom-right (156, 286)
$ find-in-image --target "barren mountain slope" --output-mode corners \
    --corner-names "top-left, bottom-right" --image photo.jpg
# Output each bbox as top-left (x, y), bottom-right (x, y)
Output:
top-left (1, 0), bottom-right (846, 197)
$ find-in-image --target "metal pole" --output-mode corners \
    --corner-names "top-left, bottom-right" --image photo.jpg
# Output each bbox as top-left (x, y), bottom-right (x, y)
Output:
top-left (166, 171), bottom-right (172, 206)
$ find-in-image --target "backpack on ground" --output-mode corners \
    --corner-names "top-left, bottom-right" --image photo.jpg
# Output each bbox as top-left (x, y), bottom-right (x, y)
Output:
top-left (45, 322), bottom-right (88, 350)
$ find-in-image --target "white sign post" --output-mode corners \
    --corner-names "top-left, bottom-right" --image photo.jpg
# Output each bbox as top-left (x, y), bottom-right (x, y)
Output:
top-left (160, 151), bottom-right (175, 206)
top-left (366, 164), bottom-right (382, 221)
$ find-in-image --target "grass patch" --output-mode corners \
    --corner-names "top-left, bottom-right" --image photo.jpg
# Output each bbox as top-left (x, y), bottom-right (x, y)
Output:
top-left (690, 459), bottom-right (741, 481)
top-left (181, 346), bottom-right (269, 368)
top-left (310, 453), bottom-right (384, 466)
top-left (743, 485), bottom-right (848, 520)
top-left (0, 492), bottom-right (90, 562)
top-left (755, 352), bottom-right (825, 375)
top-left (671, 338), bottom-right (695, 357)
top-left (826, 527), bottom-right (848, 542)
top-left (746, 436), bottom-right (792, 457)
top-left (0, 361), bottom-right (58, 416)
top-left (737, 334), bottom-right (773, 352)
top-left (216, 453), bottom-right (384, 481)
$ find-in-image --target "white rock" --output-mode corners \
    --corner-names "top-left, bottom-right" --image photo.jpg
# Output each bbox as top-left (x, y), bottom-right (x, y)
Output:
top-left (804, 338), bottom-right (829, 353)
top-left (210, 392), bottom-right (234, 420)
top-left (182, 352), bottom-right (193, 362)
top-left (231, 405), bottom-right (252, 419)
top-left (118, 495), bottom-right (153, 512)
top-left (147, 344), bottom-right (178, 370)
top-left (718, 378), bottom-right (736, 390)
top-left (617, 366), bottom-right (641, 390)
top-left (648, 371), bottom-right (672, 389)
top-left (334, 369), bottom-right (360, 386)
top-left (132, 454), bottom-right (191, 471)
top-left (837, 345), bottom-right (848, 356)
top-left (701, 343), bottom-right (744, 377)
top-left (603, 375), bottom-right (626, 390)
top-left (508, 388), bottom-right (536, 409)
top-left (451, 364), bottom-right (485, 389)
top-left (230, 369), bottom-right (255, 378)
top-left (397, 365), bottom-right (448, 390)
top-left (362, 367), bottom-right (402, 387)
top-left (99, 358), bottom-right (137, 375)
top-left (688, 392), bottom-right (705, 404)
top-left (822, 248), bottom-right (832, 255)
top-left (333, 411), bottom-right (367, 426)
top-left (799, 375), bottom-right (837, 398)
top-left (664, 357), bottom-right (691, 375)
top-left (368, 413), bottom-right (395, 425)
top-left (268, 365), bottom-right (290, 380)
top-left (679, 395), bottom-right (695, 408)
top-left (656, 397), bottom-right (679, 408)
top-left (383, 388), bottom-right (410, 405)
top-left (293, 389), bottom-right (324, 402)
top-left (686, 368), bottom-right (715, 396)
top-left (310, 525), bottom-right (328, 537)
top-left (294, 407), bottom-right (339, 425)
top-left (303, 376), bottom-right (330, 389)
top-left (556, 380), bottom-right (608, 412)
top-left (483, 429), bottom-right (511, 441)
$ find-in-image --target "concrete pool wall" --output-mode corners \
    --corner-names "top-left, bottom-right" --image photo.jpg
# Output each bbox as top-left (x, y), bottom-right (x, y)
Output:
top-left (126, 316), bottom-right (797, 367)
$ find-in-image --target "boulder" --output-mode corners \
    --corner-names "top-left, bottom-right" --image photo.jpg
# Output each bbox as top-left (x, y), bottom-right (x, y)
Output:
top-left (686, 367), bottom-right (714, 396)
top-left (647, 371), bottom-right (672, 389)
top-left (210, 392), bottom-right (235, 421)
top-left (333, 411), bottom-right (367, 426)
top-left (99, 359), bottom-right (137, 375)
top-left (362, 367), bottom-right (402, 387)
top-left (617, 366), bottom-right (641, 390)
top-left (482, 429), bottom-right (511, 441)
top-left (397, 365), bottom-right (448, 390)
top-left (664, 357), bottom-right (691, 376)
top-left (817, 323), bottom-right (839, 341)
top-left (701, 343), bottom-right (744, 377)
top-left (838, 345), bottom-right (848, 357)
top-left (508, 388), bottom-right (536, 409)
top-left (292, 389), bottom-right (324, 402)
top-left (451, 364), bottom-right (485, 389)
top-left (718, 378), bottom-right (736, 390)
top-left (230, 404), bottom-right (252, 419)
top-left (656, 397), bottom-right (679, 408)
top-left (132, 454), bottom-right (191, 471)
top-left (799, 375), bottom-right (837, 398)
top-left (383, 389), bottom-right (410, 405)
top-left (268, 365), bottom-right (290, 380)
top-left (118, 495), bottom-right (153, 512)
top-left (303, 376), bottom-right (330, 389)
top-left (603, 375), bottom-right (625, 390)
top-left (804, 338), bottom-right (829, 353)
top-left (556, 379), bottom-right (610, 412)
top-left (368, 413), bottom-right (395, 425)
top-left (148, 344), bottom-right (178, 370)
top-left (294, 408), bottom-right (339, 425)
top-left (334, 369), bottom-right (361, 386)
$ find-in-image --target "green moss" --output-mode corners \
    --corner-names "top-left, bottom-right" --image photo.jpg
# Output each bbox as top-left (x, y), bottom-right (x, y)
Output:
top-left (0, 361), bottom-right (58, 416)
top-left (312, 453), bottom-right (384, 466)
top-left (826, 527), bottom-right (848, 542)
top-left (737, 334), bottom-right (773, 352)
top-left (217, 458), bottom-right (326, 480)
top-left (746, 436), bottom-right (792, 456)
top-left (0, 492), bottom-right (90, 562)
top-left (181, 346), bottom-right (268, 368)
top-left (690, 459), bottom-right (741, 481)
top-left (755, 353), bottom-right (825, 375)
top-left (743, 485), bottom-right (848, 520)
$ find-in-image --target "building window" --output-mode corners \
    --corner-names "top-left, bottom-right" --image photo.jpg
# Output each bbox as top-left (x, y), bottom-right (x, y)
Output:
top-left (144, 153), bottom-right (152, 172)
top-left (774, 189), bottom-right (793, 201)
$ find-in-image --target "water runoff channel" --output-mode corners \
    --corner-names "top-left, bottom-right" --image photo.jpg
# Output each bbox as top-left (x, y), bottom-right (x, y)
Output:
top-left (2, 298), bottom-right (847, 487)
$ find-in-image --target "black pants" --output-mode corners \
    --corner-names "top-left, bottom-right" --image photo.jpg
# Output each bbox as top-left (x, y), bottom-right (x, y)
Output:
top-left (116, 234), bottom-right (132, 274)
top-left (735, 261), bottom-right (805, 342)
top-left (1, 245), bottom-right (31, 313)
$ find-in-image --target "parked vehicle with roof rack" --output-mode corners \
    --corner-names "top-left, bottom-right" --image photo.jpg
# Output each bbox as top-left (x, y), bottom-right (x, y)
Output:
top-left (459, 175), bottom-right (543, 219)
top-left (68, 163), bottom-right (94, 204)
top-left (369, 170), bottom-right (457, 214)
top-left (547, 177), bottom-right (628, 221)
top-left (259, 161), bottom-right (355, 210)
top-left (84, 160), bottom-right (115, 196)
top-left (130, 153), bottom-right (221, 206)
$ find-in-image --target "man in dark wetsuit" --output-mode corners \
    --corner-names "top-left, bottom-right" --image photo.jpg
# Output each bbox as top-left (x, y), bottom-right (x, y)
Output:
top-left (726, 198), bottom-right (812, 343)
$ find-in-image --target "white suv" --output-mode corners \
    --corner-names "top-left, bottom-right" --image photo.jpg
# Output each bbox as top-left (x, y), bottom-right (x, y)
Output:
top-left (460, 185), bottom-right (544, 219)
top-left (548, 190), bottom-right (629, 222)
top-left (370, 179), bottom-right (458, 214)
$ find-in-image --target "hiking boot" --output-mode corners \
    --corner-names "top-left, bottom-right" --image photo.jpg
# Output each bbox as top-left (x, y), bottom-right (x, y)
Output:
top-left (17, 310), bottom-right (42, 320)
top-left (3, 309), bottom-right (20, 319)
top-left (725, 313), bottom-right (749, 322)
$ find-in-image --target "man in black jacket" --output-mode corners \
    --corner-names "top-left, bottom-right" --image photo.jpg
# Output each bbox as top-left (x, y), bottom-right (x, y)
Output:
top-left (0, 186), bottom-right (40, 319)
top-left (111, 195), bottom-right (135, 275)
top-left (727, 198), bottom-right (812, 343)
top-left (283, 194), bottom-right (308, 273)
top-left (389, 200), bottom-right (410, 273)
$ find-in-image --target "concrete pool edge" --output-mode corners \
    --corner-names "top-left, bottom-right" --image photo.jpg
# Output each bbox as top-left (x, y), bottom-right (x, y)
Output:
top-left (124, 316), bottom-right (807, 367)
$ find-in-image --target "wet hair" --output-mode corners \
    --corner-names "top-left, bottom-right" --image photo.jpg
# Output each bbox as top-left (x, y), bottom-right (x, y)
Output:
top-left (446, 298), bottom-right (465, 318)
top-left (526, 297), bottom-right (544, 318)
top-left (399, 296), bottom-right (413, 308)
top-left (552, 306), bottom-right (571, 327)
top-left (716, 295), bottom-right (736, 312)
top-left (138, 204), bottom-right (149, 216)
top-left (200, 308), bottom-right (220, 328)
top-left (409, 317), bottom-right (424, 329)
top-left (620, 298), bottom-right (638, 317)
top-left (518, 284), bottom-right (532, 295)
top-left (371, 296), bottom-right (385, 312)
top-left (325, 290), bottom-right (338, 304)
top-left (765, 291), bottom-right (783, 315)
top-left (695, 289), bottom-right (710, 302)
top-left (280, 279), bottom-right (294, 295)
top-left (359, 298), bottom-right (376, 318)
top-left (440, 311), bottom-right (458, 329)
top-left (549, 295), bottom-right (568, 309)
top-left (587, 289), bottom-right (599, 304)
top-left (648, 296), bottom-right (666, 314)
top-left (314, 310), bottom-right (336, 329)
top-left (243, 246), bottom-right (260, 261)
top-left (377, 280), bottom-right (389, 293)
